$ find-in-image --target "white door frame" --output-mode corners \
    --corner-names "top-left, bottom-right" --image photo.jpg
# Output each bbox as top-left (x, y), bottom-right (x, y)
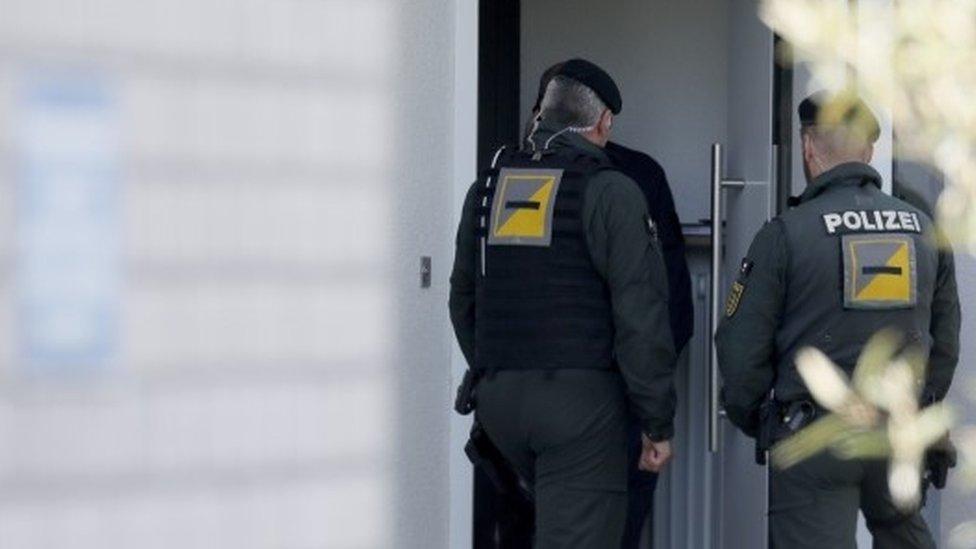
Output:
top-left (449, 2), bottom-right (479, 548)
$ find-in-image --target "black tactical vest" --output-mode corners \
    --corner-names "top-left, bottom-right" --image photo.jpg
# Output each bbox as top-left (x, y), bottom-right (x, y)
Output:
top-left (473, 147), bottom-right (615, 372)
top-left (773, 165), bottom-right (938, 401)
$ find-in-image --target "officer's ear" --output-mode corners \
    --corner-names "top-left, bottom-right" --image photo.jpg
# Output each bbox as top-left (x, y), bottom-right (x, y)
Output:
top-left (801, 131), bottom-right (817, 164)
top-left (600, 109), bottom-right (613, 136)
top-left (861, 143), bottom-right (874, 163)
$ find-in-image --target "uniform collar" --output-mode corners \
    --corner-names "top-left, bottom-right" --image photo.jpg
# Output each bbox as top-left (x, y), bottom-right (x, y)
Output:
top-left (524, 118), bottom-right (610, 163)
top-left (798, 162), bottom-right (882, 204)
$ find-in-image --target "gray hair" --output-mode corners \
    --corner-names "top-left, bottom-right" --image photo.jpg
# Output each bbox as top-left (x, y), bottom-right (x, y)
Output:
top-left (538, 75), bottom-right (607, 130)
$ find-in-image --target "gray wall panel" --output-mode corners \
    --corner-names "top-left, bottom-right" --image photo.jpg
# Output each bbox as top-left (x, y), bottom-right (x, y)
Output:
top-left (520, 0), bottom-right (730, 224)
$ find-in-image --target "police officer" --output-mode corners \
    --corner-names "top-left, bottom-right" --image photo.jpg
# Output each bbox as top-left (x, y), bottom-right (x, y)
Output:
top-left (715, 90), bottom-right (960, 548)
top-left (525, 63), bottom-right (694, 353)
top-left (523, 62), bottom-right (694, 549)
top-left (450, 59), bottom-right (678, 547)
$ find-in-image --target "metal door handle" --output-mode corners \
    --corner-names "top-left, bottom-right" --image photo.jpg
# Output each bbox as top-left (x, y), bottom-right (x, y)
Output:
top-left (709, 143), bottom-right (744, 453)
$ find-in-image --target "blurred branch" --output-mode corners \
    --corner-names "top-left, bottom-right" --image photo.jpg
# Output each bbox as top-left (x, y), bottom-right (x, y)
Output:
top-left (762, 0), bottom-right (976, 250)
top-left (772, 334), bottom-right (952, 510)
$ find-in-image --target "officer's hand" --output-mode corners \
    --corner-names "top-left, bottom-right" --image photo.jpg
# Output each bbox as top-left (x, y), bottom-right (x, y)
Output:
top-left (639, 435), bottom-right (673, 472)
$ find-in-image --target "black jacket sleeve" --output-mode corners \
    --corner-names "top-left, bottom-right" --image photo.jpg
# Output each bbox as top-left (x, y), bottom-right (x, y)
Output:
top-left (714, 220), bottom-right (788, 437)
top-left (605, 144), bottom-right (694, 352)
top-left (925, 243), bottom-right (961, 400)
top-left (643, 160), bottom-right (694, 352)
top-left (448, 182), bottom-right (481, 368)
top-left (584, 173), bottom-right (677, 441)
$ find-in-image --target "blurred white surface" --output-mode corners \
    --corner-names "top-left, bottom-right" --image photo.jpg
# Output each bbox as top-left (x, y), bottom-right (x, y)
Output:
top-left (0, 1), bottom-right (446, 547)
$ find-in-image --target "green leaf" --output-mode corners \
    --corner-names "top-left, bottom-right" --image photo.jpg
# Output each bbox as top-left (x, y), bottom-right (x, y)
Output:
top-left (831, 429), bottom-right (892, 460)
top-left (852, 328), bottom-right (902, 403)
top-left (771, 414), bottom-right (851, 469)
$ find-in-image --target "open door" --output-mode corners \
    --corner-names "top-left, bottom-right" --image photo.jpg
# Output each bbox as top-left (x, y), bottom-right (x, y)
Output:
top-left (477, 0), bottom-right (788, 546)
top-left (707, 1), bottom-right (776, 547)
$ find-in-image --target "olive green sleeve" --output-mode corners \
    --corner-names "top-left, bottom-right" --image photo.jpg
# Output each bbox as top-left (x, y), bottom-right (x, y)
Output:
top-left (925, 244), bottom-right (960, 401)
top-left (583, 172), bottom-right (677, 441)
top-left (449, 182), bottom-right (481, 368)
top-left (715, 220), bottom-right (788, 438)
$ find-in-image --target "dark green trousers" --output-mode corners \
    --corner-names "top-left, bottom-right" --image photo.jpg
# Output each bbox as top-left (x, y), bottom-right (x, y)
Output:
top-left (476, 369), bottom-right (629, 549)
top-left (770, 451), bottom-right (936, 549)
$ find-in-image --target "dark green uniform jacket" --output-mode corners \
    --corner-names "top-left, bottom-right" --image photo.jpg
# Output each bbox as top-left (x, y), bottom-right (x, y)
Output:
top-left (715, 162), bottom-right (960, 437)
top-left (449, 121), bottom-right (678, 440)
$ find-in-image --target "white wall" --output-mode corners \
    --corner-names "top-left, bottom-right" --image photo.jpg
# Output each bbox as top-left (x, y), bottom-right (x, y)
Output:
top-left (392, 1), bottom-right (459, 547)
top-left (0, 0), bottom-right (462, 547)
top-left (942, 254), bottom-right (976, 545)
top-left (520, 0), bottom-right (730, 224)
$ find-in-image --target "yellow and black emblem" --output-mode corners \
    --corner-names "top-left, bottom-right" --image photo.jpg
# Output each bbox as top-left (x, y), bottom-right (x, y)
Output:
top-left (842, 234), bottom-right (917, 309)
top-left (725, 281), bottom-right (745, 317)
top-left (487, 168), bottom-right (563, 247)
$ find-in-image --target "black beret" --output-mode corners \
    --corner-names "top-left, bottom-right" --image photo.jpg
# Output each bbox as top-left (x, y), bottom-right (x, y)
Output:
top-left (557, 58), bottom-right (622, 114)
top-left (799, 90), bottom-right (880, 143)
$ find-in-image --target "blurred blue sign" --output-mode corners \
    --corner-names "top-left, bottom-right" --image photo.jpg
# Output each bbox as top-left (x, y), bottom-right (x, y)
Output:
top-left (17, 74), bottom-right (119, 374)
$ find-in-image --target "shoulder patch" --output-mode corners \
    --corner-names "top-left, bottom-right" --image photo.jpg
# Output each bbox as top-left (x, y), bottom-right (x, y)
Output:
top-left (487, 168), bottom-right (563, 247)
top-left (726, 281), bottom-right (745, 317)
top-left (725, 259), bottom-right (753, 318)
